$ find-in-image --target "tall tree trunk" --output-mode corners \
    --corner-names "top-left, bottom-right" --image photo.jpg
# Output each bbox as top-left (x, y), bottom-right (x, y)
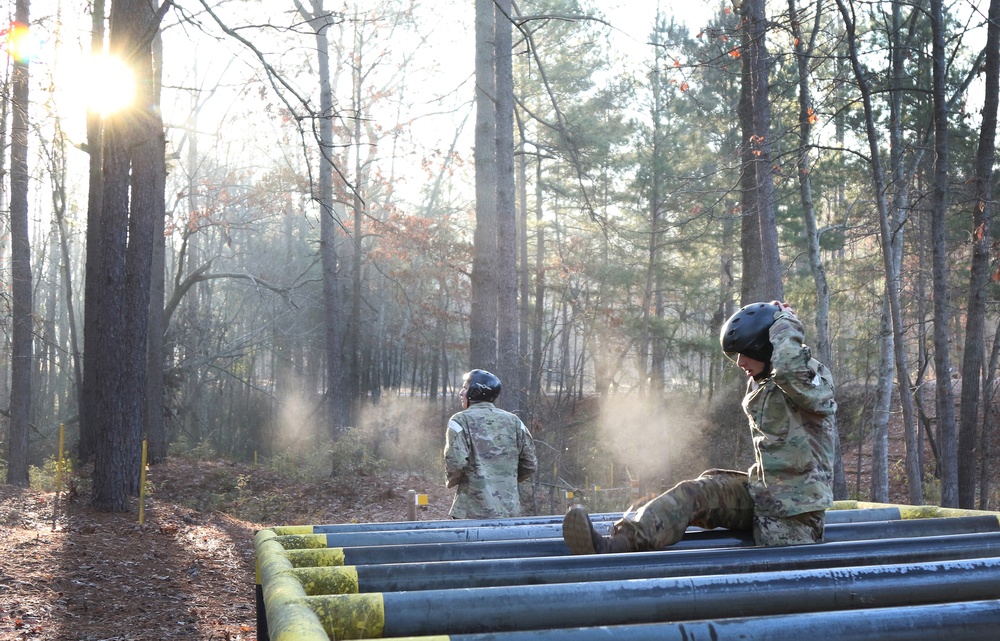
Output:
top-left (837, 0), bottom-right (922, 504)
top-left (640, 33), bottom-right (664, 398)
top-left (872, 294), bottom-right (893, 501)
top-left (92, 0), bottom-right (167, 510)
top-left (7, 0), bottom-right (33, 486)
top-left (80, 0), bottom-right (105, 465)
top-left (495, 0), bottom-right (520, 414)
top-left (146, 32), bottom-right (168, 465)
top-left (788, 0), bottom-right (845, 499)
top-left (470, 0), bottom-right (499, 371)
top-left (530, 159), bottom-right (545, 403)
top-left (958, 0), bottom-right (1000, 508)
top-left (979, 318), bottom-right (1000, 510)
top-left (929, 0), bottom-right (958, 507)
top-left (295, 0), bottom-right (347, 439)
top-left (737, 0), bottom-right (782, 303)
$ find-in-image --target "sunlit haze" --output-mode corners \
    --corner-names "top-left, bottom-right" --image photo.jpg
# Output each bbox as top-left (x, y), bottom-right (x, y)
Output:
top-left (68, 53), bottom-right (137, 117)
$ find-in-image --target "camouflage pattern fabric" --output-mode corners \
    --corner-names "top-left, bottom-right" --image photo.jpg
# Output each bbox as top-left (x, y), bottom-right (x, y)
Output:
top-left (746, 310), bottom-right (837, 519)
top-left (754, 509), bottom-right (825, 546)
top-left (444, 402), bottom-right (538, 518)
top-left (609, 310), bottom-right (836, 549)
top-left (613, 469), bottom-right (754, 550)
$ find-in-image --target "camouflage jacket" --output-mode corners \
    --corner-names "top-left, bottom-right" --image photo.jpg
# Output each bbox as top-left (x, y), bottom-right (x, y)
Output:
top-left (444, 402), bottom-right (538, 518)
top-left (743, 311), bottom-right (837, 517)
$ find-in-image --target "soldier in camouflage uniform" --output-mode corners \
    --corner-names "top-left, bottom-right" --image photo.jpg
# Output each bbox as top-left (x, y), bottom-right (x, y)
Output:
top-left (444, 369), bottom-right (538, 518)
top-left (563, 301), bottom-right (837, 552)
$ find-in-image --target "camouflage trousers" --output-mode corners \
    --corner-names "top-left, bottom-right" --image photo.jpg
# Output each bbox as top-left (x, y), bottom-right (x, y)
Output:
top-left (613, 469), bottom-right (825, 549)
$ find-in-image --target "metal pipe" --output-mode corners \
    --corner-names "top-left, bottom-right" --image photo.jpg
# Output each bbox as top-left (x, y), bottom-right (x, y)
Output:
top-left (349, 532), bottom-right (1000, 592)
top-left (362, 557), bottom-right (1000, 637)
top-left (310, 508), bottom-right (905, 546)
top-left (413, 599), bottom-right (1000, 641)
top-left (334, 515), bottom-right (1000, 565)
top-left (289, 506), bottom-right (903, 535)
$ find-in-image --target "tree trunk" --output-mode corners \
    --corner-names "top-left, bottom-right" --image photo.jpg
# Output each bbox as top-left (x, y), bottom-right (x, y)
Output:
top-left (958, 0), bottom-right (1000, 507)
top-left (295, 0), bottom-right (347, 438)
top-left (836, 0), bottom-right (923, 505)
top-left (788, 0), bottom-right (844, 498)
top-left (737, 0), bottom-right (782, 304)
top-left (495, 0), bottom-right (520, 414)
top-left (470, 0), bottom-right (499, 371)
top-left (872, 294), bottom-right (893, 501)
top-left (929, 0), bottom-right (958, 507)
top-left (7, 0), bottom-right (32, 487)
top-left (80, 0), bottom-right (105, 465)
top-left (92, 0), bottom-right (165, 510)
top-left (146, 32), bottom-right (168, 465)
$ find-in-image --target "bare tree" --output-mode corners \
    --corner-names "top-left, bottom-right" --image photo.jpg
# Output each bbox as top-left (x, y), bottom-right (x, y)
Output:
top-left (929, 0), bottom-right (958, 507)
top-left (79, 0), bottom-right (106, 465)
top-left (495, 0), bottom-right (520, 413)
top-left (737, 0), bottom-right (782, 303)
top-left (7, 0), bottom-right (33, 486)
top-left (293, 0), bottom-right (349, 436)
top-left (959, 0), bottom-right (1000, 508)
top-left (91, 0), bottom-right (169, 511)
top-left (470, 0), bottom-right (499, 371)
top-left (836, 0), bottom-right (922, 504)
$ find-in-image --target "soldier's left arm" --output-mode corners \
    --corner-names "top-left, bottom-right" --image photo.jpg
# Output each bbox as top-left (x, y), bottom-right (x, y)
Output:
top-left (444, 419), bottom-right (471, 487)
top-left (769, 312), bottom-right (837, 416)
top-left (517, 419), bottom-right (538, 482)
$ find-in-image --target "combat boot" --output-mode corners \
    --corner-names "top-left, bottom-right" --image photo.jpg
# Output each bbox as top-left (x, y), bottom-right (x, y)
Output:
top-left (562, 505), bottom-right (636, 554)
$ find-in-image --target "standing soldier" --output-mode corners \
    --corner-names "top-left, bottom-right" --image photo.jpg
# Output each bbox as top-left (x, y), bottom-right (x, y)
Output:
top-left (562, 301), bottom-right (837, 552)
top-left (444, 369), bottom-right (538, 518)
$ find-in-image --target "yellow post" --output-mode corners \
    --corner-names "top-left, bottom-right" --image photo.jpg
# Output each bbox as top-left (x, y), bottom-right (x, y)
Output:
top-left (139, 439), bottom-right (148, 525)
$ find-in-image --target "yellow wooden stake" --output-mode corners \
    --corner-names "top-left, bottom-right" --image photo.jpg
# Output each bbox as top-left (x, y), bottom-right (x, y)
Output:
top-left (139, 439), bottom-right (148, 525)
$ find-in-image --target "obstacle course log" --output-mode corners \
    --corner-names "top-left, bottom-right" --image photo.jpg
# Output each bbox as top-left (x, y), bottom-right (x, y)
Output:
top-left (300, 514), bottom-right (1000, 566)
top-left (271, 504), bottom-right (904, 536)
top-left (311, 557), bottom-right (1000, 638)
top-left (381, 599), bottom-right (1000, 641)
top-left (339, 531), bottom-right (1000, 592)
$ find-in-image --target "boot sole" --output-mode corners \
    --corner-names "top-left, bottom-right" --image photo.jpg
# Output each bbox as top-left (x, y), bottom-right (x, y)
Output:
top-left (562, 507), bottom-right (598, 554)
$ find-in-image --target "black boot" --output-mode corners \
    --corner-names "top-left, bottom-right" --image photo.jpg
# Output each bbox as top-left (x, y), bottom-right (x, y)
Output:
top-left (562, 505), bottom-right (635, 554)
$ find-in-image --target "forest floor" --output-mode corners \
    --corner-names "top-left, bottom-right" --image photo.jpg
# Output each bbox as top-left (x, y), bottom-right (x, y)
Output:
top-left (0, 458), bottom-right (454, 641)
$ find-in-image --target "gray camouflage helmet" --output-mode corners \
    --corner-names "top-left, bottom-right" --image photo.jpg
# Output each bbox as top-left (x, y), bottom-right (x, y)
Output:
top-left (463, 369), bottom-right (502, 402)
top-left (720, 302), bottom-right (781, 364)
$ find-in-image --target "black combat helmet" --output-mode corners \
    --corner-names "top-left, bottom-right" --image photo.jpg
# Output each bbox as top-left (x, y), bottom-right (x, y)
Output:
top-left (464, 369), bottom-right (502, 402)
top-left (720, 302), bottom-right (781, 364)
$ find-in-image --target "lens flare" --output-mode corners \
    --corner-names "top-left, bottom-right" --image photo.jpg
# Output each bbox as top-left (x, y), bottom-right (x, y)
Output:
top-left (5, 22), bottom-right (43, 63)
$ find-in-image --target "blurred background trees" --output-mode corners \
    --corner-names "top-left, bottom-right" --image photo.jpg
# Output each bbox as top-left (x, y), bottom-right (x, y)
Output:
top-left (2, 0), bottom-right (1000, 513)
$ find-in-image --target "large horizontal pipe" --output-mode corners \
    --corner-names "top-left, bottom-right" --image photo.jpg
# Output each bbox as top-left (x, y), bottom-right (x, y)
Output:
top-left (308, 557), bottom-right (1000, 638)
top-left (275, 505), bottom-right (904, 536)
top-left (344, 531), bottom-right (1000, 592)
top-left (320, 515), bottom-right (1000, 565)
top-left (314, 510), bottom-right (997, 548)
top-left (302, 508), bottom-right (905, 547)
top-left (395, 599), bottom-right (1000, 641)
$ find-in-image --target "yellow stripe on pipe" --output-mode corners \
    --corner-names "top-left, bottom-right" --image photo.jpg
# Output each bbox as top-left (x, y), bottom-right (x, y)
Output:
top-left (833, 500), bottom-right (1000, 525)
top-left (272, 525), bottom-right (316, 536)
top-left (306, 593), bottom-right (384, 640)
top-left (276, 533), bottom-right (330, 550)
top-left (285, 547), bottom-right (346, 567)
top-left (288, 566), bottom-right (359, 595)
